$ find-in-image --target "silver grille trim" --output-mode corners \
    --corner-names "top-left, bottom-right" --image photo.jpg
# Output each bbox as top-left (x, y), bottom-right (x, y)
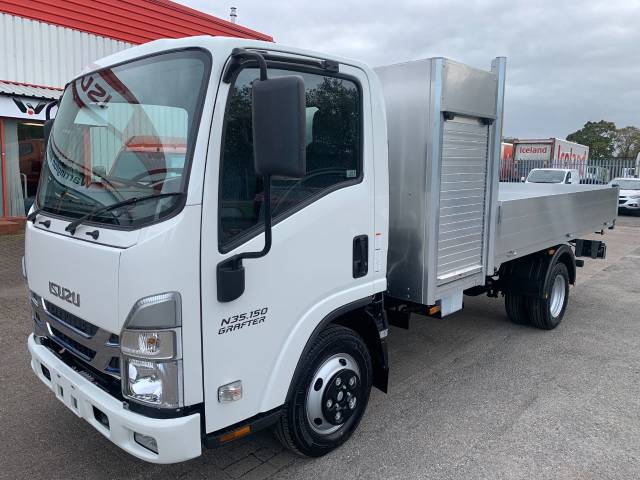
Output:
top-left (34, 299), bottom-right (120, 378)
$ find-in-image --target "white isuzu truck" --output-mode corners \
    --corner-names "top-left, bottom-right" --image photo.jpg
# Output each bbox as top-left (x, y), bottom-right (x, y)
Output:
top-left (24, 37), bottom-right (618, 463)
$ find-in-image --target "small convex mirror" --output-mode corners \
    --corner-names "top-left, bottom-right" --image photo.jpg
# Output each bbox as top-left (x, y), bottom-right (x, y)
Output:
top-left (252, 75), bottom-right (306, 178)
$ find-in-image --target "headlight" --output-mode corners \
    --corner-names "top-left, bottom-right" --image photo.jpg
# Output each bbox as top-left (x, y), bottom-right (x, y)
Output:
top-left (120, 293), bottom-right (183, 409)
top-left (123, 357), bottom-right (182, 408)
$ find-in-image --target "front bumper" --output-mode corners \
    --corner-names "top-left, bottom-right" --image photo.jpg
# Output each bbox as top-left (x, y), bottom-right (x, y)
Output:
top-left (619, 199), bottom-right (640, 210)
top-left (28, 334), bottom-right (202, 464)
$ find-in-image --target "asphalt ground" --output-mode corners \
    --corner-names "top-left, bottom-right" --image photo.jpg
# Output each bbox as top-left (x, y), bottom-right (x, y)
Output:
top-left (1, 215), bottom-right (639, 479)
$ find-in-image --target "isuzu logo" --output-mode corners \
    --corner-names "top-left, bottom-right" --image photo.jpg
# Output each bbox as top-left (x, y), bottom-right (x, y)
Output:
top-left (49, 282), bottom-right (81, 307)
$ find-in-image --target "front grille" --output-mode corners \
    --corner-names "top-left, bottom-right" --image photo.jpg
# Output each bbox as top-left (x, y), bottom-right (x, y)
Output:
top-left (40, 337), bottom-right (123, 398)
top-left (45, 300), bottom-right (98, 336)
top-left (50, 327), bottom-right (96, 361)
top-left (35, 300), bottom-right (121, 381)
top-left (107, 357), bottom-right (121, 376)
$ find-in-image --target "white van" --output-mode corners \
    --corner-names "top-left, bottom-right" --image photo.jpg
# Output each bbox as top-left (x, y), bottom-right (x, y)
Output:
top-left (525, 168), bottom-right (580, 184)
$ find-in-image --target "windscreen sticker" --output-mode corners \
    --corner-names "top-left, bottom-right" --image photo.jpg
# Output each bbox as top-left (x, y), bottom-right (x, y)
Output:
top-left (48, 148), bottom-right (84, 187)
top-left (218, 307), bottom-right (269, 335)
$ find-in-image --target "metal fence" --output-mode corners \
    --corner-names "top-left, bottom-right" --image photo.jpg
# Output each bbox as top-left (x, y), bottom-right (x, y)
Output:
top-left (499, 157), bottom-right (639, 184)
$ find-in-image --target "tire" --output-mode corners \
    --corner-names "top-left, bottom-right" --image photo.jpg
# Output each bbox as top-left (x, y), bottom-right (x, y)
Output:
top-left (505, 293), bottom-right (529, 325)
top-left (527, 262), bottom-right (570, 330)
top-left (275, 325), bottom-right (372, 457)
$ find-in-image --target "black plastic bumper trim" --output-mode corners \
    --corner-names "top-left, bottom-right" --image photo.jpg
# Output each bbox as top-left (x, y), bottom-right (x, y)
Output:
top-left (203, 406), bottom-right (283, 448)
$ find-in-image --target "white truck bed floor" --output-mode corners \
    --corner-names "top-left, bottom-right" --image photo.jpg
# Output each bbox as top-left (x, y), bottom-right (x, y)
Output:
top-left (494, 183), bottom-right (618, 268)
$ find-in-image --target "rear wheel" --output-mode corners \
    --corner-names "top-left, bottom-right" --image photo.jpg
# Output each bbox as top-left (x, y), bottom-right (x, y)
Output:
top-left (505, 293), bottom-right (529, 325)
top-left (527, 263), bottom-right (570, 330)
top-left (275, 325), bottom-right (372, 457)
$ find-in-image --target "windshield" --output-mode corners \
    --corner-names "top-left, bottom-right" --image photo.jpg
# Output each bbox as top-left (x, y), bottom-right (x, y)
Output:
top-left (526, 169), bottom-right (566, 183)
top-left (611, 179), bottom-right (640, 190)
top-left (37, 49), bottom-right (210, 228)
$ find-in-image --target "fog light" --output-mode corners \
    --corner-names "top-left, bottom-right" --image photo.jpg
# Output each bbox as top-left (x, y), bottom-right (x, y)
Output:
top-left (134, 432), bottom-right (158, 454)
top-left (218, 380), bottom-right (242, 403)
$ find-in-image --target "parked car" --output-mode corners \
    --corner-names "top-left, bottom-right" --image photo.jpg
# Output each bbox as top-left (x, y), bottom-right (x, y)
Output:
top-left (610, 177), bottom-right (640, 215)
top-left (525, 168), bottom-right (580, 184)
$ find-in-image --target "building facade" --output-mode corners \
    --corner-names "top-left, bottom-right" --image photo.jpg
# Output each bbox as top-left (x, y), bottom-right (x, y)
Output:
top-left (0, 0), bottom-right (270, 223)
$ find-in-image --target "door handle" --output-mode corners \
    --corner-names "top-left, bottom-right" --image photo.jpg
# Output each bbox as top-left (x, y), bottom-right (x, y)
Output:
top-left (352, 235), bottom-right (368, 278)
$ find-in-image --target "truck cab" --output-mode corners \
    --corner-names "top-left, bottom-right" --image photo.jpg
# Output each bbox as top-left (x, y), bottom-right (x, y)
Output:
top-left (25, 37), bottom-right (389, 463)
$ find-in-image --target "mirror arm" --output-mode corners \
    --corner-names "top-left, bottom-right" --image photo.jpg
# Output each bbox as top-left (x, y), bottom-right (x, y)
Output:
top-left (222, 175), bottom-right (272, 272)
top-left (229, 48), bottom-right (268, 81)
top-left (217, 176), bottom-right (272, 303)
top-left (233, 174), bottom-right (272, 265)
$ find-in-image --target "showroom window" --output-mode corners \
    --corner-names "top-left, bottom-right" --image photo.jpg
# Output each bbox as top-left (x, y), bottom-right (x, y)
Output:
top-left (1, 119), bottom-right (45, 217)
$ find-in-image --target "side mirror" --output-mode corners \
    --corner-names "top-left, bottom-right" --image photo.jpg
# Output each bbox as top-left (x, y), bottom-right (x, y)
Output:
top-left (43, 119), bottom-right (54, 146)
top-left (252, 75), bottom-right (306, 178)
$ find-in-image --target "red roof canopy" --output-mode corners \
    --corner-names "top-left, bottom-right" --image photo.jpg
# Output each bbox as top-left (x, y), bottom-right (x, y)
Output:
top-left (0, 0), bottom-right (272, 44)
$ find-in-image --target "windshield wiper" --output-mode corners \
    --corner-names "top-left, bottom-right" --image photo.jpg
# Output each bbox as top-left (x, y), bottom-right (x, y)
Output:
top-left (27, 208), bottom-right (41, 223)
top-left (64, 192), bottom-right (185, 235)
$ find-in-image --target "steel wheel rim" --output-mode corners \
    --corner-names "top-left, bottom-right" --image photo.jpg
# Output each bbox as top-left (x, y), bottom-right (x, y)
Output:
top-left (549, 274), bottom-right (566, 317)
top-left (305, 353), bottom-right (361, 435)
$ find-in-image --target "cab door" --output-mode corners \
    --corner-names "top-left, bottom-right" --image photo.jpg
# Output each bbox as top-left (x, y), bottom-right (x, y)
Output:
top-left (199, 61), bottom-right (376, 433)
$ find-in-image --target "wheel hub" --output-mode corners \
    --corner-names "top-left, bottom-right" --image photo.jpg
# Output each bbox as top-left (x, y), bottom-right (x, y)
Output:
top-left (550, 273), bottom-right (566, 317)
top-left (305, 354), bottom-right (361, 435)
top-left (321, 369), bottom-right (360, 426)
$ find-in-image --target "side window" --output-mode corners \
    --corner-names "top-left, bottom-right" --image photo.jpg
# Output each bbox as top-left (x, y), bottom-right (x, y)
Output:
top-left (219, 67), bottom-right (362, 248)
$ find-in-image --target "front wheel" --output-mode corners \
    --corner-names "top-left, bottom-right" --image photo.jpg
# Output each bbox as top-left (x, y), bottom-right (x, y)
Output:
top-left (275, 325), bottom-right (372, 457)
top-left (527, 262), bottom-right (570, 330)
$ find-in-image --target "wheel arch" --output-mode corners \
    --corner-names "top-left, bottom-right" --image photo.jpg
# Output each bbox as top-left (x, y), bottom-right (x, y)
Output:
top-left (283, 295), bottom-right (389, 406)
top-left (552, 244), bottom-right (576, 285)
top-left (498, 243), bottom-right (576, 296)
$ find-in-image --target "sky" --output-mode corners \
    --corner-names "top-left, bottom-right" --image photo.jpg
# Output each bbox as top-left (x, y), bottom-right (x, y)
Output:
top-left (180, 0), bottom-right (640, 139)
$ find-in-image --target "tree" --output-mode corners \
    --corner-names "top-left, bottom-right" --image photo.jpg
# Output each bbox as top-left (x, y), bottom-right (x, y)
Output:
top-left (615, 126), bottom-right (640, 159)
top-left (567, 120), bottom-right (617, 160)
